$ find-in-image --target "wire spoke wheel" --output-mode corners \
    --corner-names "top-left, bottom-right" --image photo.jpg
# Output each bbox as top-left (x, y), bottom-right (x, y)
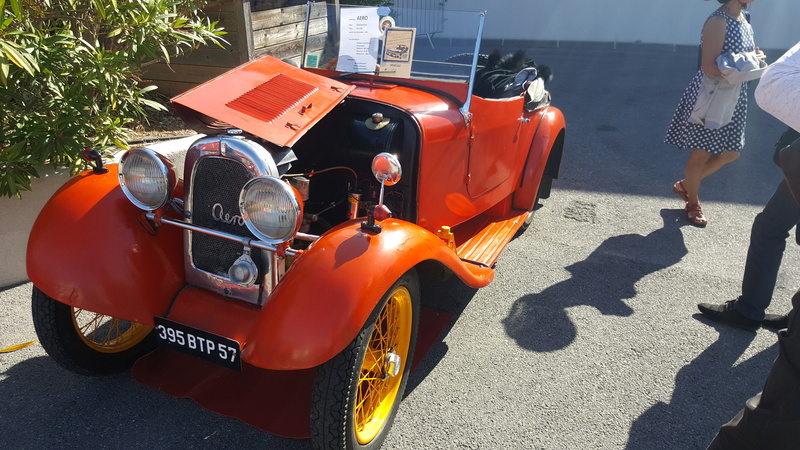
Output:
top-left (354, 285), bottom-right (413, 444)
top-left (311, 270), bottom-right (420, 450)
top-left (71, 308), bottom-right (154, 354)
top-left (31, 286), bottom-right (157, 375)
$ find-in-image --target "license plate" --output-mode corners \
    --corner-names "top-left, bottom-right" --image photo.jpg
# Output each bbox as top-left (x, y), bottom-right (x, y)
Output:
top-left (154, 316), bottom-right (241, 371)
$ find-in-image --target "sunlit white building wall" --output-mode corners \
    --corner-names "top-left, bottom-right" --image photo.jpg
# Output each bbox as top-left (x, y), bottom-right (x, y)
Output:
top-left (446, 0), bottom-right (796, 50)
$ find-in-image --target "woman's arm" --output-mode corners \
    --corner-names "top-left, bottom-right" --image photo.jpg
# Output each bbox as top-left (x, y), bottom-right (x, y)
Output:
top-left (700, 15), bottom-right (727, 77)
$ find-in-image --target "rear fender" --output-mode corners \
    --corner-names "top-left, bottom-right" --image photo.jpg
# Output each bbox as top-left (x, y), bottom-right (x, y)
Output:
top-left (26, 165), bottom-right (185, 323)
top-left (513, 107), bottom-right (566, 210)
top-left (243, 219), bottom-right (492, 370)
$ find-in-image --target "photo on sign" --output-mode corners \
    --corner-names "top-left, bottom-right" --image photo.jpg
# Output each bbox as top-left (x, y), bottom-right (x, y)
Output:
top-left (382, 28), bottom-right (414, 63)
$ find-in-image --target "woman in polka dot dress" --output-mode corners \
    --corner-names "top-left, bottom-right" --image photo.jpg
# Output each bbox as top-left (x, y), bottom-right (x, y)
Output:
top-left (665, 0), bottom-right (765, 226)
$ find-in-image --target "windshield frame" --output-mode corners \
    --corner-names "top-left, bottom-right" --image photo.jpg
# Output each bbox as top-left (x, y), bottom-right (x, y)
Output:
top-left (299, 1), bottom-right (486, 116)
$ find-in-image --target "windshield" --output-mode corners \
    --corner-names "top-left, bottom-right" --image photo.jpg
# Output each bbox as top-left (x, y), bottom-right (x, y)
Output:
top-left (301, 2), bottom-right (485, 105)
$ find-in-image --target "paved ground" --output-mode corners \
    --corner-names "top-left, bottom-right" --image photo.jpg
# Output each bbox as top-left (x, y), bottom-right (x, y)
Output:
top-left (2, 43), bottom-right (799, 449)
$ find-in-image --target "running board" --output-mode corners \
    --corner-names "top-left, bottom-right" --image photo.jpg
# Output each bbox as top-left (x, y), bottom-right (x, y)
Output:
top-left (454, 210), bottom-right (530, 267)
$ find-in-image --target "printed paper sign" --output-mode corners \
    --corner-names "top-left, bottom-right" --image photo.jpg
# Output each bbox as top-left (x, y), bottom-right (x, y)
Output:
top-left (380, 27), bottom-right (416, 78)
top-left (336, 8), bottom-right (381, 73)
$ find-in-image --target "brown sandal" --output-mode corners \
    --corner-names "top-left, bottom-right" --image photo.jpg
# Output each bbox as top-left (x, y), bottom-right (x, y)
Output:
top-left (673, 180), bottom-right (689, 202)
top-left (685, 203), bottom-right (708, 226)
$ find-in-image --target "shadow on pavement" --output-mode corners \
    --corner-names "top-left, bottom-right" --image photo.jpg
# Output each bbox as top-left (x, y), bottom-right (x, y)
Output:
top-left (625, 326), bottom-right (776, 450)
top-left (406, 274), bottom-right (479, 396)
top-left (0, 355), bottom-right (309, 449)
top-left (502, 208), bottom-right (689, 352)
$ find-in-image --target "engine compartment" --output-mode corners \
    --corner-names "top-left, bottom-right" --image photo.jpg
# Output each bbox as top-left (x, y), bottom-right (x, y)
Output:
top-left (275, 97), bottom-right (419, 237)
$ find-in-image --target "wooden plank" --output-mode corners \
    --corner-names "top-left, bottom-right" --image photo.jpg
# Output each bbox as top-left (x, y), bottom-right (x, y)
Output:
top-left (231, 0), bottom-right (254, 63)
top-left (250, 3), bottom-right (326, 30)
top-left (252, 17), bottom-right (328, 48)
top-left (143, 63), bottom-right (232, 85)
top-left (146, 0), bottom-right (334, 94)
top-left (197, 10), bottom-right (238, 29)
top-left (252, 33), bottom-right (327, 61)
top-left (160, 45), bottom-right (243, 68)
top-left (251, 0), bottom-right (309, 12)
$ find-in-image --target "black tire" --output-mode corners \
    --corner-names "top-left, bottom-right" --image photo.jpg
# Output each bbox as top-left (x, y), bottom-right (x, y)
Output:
top-left (311, 270), bottom-right (421, 450)
top-left (31, 286), bottom-right (157, 376)
top-left (515, 199), bottom-right (539, 237)
top-left (444, 52), bottom-right (489, 66)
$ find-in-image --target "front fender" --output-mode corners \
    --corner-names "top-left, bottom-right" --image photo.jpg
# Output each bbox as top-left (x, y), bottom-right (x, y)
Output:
top-left (26, 164), bottom-right (185, 323)
top-left (166, 219), bottom-right (493, 371)
top-left (249, 219), bottom-right (494, 369)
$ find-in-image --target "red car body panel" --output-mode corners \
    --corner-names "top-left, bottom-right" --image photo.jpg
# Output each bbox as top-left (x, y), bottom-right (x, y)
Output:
top-left (27, 173), bottom-right (493, 369)
top-left (345, 82), bottom-right (558, 232)
top-left (171, 56), bottom-right (355, 148)
top-left (165, 219), bottom-right (493, 370)
top-left (26, 166), bottom-right (184, 324)
top-left (27, 54), bottom-right (564, 371)
top-left (513, 107), bottom-right (567, 211)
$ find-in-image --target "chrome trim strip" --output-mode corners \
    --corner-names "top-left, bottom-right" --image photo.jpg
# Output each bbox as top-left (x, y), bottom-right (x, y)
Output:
top-left (149, 214), bottom-right (302, 258)
top-left (295, 232), bottom-right (320, 241)
top-left (460, 11), bottom-right (486, 119)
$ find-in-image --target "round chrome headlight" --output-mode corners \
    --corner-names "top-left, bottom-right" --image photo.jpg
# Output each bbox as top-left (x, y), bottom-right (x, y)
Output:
top-left (118, 148), bottom-right (173, 210)
top-left (239, 177), bottom-right (303, 244)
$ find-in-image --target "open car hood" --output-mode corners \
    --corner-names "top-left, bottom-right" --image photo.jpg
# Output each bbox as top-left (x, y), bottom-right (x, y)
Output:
top-left (171, 55), bottom-right (354, 148)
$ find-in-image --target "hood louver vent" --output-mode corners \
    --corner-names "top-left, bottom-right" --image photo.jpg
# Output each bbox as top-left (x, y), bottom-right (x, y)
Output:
top-left (227, 74), bottom-right (318, 124)
top-left (171, 55), bottom-right (354, 148)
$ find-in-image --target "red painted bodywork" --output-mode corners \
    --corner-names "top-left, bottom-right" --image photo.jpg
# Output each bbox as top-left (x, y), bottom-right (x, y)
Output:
top-left (171, 56), bottom-right (355, 148)
top-left (165, 220), bottom-right (492, 370)
top-left (27, 173), bottom-right (492, 369)
top-left (27, 55), bottom-right (565, 370)
top-left (27, 166), bottom-right (184, 323)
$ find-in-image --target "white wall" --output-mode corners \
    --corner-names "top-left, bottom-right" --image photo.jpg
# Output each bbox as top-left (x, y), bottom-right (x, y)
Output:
top-left (446, 0), bottom-right (797, 50)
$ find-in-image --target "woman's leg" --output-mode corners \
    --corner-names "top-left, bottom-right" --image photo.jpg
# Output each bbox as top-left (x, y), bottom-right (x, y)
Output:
top-left (682, 149), bottom-right (740, 204)
top-left (683, 148), bottom-right (712, 204)
top-left (701, 150), bottom-right (740, 179)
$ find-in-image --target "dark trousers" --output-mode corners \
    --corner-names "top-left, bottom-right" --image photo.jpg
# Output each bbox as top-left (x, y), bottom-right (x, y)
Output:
top-left (708, 290), bottom-right (800, 449)
top-left (735, 180), bottom-right (800, 321)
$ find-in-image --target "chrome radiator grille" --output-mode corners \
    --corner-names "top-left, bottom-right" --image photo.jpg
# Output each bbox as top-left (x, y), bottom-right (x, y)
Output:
top-left (190, 157), bottom-right (263, 278)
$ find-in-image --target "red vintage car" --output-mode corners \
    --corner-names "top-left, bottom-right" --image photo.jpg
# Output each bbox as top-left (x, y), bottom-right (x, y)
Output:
top-left (27, 3), bottom-right (565, 449)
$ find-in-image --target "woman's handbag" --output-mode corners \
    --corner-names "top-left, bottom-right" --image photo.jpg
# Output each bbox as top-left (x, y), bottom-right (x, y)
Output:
top-left (690, 51), bottom-right (766, 129)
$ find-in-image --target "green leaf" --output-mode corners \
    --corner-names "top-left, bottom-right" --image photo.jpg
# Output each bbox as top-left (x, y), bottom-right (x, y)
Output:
top-left (0, 41), bottom-right (38, 75)
top-left (9, 0), bottom-right (21, 20)
top-left (139, 98), bottom-right (166, 110)
top-left (0, 62), bottom-right (8, 86)
top-left (0, 0), bottom-right (226, 197)
top-left (106, 27), bottom-right (123, 38)
top-left (91, 0), bottom-right (107, 20)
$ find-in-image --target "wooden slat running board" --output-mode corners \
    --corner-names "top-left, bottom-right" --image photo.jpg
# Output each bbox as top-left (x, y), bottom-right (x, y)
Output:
top-left (455, 211), bottom-right (529, 267)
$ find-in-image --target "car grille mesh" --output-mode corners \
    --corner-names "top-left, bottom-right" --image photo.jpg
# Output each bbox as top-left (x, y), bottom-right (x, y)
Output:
top-left (191, 157), bottom-right (262, 279)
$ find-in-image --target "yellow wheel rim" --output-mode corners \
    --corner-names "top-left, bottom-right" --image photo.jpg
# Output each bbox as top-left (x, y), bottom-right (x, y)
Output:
top-left (354, 285), bottom-right (413, 444)
top-left (71, 307), bottom-right (153, 354)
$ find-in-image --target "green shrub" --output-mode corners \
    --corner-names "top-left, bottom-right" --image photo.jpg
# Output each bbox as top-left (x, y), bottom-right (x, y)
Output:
top-left (0, 0), bottom-right (225, 197)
